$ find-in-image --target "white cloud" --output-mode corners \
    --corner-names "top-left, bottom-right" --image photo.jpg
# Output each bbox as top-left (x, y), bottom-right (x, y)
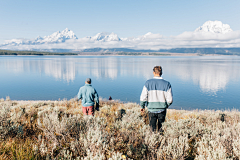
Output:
top-left (176, 30), bottom-right (240, 41)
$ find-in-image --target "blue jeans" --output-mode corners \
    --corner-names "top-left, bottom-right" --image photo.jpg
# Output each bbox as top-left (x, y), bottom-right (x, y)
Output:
top-left (148, 110), bottom-right (166, 132)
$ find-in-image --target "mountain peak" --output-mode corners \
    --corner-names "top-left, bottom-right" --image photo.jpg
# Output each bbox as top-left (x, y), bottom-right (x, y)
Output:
top-left (40, 28), bottom-right (78, 43)
top-left (2, 28), bottom-right (78, 46)
top-left (64, 28), bottom-right (69, 31)
top-left (45, 28), bottom-right (78, 40)
top-left (195, 20), bottom-right (233, 34)
top-left (90, 32), bottom-right (121, 41)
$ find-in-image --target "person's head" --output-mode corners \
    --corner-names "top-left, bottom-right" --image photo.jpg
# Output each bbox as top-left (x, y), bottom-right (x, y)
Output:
top-left (153, 66), bottom-right (162, 77)
top-left (85, 78), bottom-right (91, 84)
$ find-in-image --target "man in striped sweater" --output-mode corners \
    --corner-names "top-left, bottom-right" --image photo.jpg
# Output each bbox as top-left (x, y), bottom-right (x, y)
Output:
top-left (140, 66), bottom-right (173, 132)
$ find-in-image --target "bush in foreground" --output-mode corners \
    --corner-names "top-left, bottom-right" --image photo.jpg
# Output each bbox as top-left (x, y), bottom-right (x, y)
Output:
top-left (0, 99), bottom-right (240, 159)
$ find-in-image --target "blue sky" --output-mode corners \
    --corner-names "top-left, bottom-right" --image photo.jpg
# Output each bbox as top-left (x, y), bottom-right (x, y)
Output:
top-left (0, 0), bottom-right (240, 44)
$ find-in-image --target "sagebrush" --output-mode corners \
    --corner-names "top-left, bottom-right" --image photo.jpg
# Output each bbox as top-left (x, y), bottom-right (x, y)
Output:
top-left (0, 99), bottom-right (240, 159)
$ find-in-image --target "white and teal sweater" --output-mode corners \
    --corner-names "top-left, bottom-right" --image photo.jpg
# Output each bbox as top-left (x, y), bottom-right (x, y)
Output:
top-left (140, 77), bottom-right (173, 112)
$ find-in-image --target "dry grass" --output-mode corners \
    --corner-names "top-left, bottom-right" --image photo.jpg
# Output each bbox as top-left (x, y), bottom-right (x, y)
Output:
top-left (0, 98), bottom-right (240, 160)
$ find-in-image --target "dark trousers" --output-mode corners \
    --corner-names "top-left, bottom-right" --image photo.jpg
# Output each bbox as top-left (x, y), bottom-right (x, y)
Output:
top-left (148, 110), bottom-right (166, 132)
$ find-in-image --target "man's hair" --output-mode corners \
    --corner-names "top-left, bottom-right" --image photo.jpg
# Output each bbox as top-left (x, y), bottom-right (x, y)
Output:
top-left (153, 66), bottom-right (162, 76)
top-left (86, 78), bottom-right (91, 84)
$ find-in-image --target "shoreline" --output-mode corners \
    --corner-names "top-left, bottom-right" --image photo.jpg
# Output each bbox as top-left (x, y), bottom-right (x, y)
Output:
top-left (0, 53), bottom-right (238, 56)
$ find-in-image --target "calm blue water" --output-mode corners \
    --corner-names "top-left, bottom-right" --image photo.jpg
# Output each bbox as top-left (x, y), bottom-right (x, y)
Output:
top-left (0, 55), bottom-right (240, 110)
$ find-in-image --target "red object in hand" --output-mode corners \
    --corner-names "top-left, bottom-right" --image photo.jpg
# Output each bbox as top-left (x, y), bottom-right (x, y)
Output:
top-left (141, 108), bottom-right (145, 112)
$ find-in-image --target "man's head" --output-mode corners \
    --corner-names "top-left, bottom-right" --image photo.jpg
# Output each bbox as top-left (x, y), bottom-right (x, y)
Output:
top-left (85, 78), bottom-right (91, 84)
top-left (153, 66), bottom-right (162, 77)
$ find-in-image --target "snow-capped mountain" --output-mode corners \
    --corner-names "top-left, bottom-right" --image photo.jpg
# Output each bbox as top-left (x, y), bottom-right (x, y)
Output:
top-left (1, 30), bottom-right (121, 47)
top-left (2, 28), bottom-right (78, 46)
top-left (89, 32), bottom-right (121, 41)
top-left (40, 28), bottom-right (78, 43)
top-left (194, 20), bottom-right (233, 34)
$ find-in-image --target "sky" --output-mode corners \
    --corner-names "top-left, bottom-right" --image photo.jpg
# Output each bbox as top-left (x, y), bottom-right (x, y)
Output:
top-left (1, 0), bottom-right (240, 43)
top-left (1, 0), bottom-right (240, 50)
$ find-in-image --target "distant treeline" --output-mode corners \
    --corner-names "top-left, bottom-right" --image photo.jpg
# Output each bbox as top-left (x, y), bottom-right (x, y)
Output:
top-left (158, 48), bottom-right (240, 55)
top-left (101, 52), bottom-right (142, 55)
top-left (101, 52), bottom-right (171, 56)
top-left (81, 47), bottom-right (240, 55)
top-left (1, 48), bottom-right (240, 56)
top-left (0, 49), bottom-right (77, 56)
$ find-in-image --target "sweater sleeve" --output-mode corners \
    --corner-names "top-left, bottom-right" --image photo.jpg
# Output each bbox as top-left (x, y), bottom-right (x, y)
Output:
top-left (77, 87), bottom-right (82, 100)
top-left (94, 89), bottom-right (99, 104)
top-left (140, 85), bottom-right (148, 109)
top-left (164, 83), bottom-right (173, 107)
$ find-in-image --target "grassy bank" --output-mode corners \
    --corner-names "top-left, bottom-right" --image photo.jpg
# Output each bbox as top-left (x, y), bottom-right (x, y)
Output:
top-left (0, 98), bottom-right (240, 159)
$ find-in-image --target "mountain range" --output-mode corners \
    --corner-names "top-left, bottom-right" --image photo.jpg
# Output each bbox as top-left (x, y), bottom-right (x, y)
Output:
top-left (1, 29), bottom-right (121, 47)
top-left (1, 20), bottom-right (240, 53)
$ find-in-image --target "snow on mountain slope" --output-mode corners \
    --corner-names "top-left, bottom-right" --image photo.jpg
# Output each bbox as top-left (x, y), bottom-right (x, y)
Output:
top-left (195, 20), bottom-right (233, 34)
top-left (89, 32), bottom-right (121, 41)
top-left (40, 28), bottom-right (78, 43)
top-left (3, 28), bottom-right (78, 46)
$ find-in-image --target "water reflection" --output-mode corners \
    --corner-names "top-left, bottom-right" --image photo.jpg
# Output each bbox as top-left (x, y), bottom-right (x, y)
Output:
top-left (167, 58), bottom-right (240, 93)
top-left (1, 56), bottom-right (240, 93)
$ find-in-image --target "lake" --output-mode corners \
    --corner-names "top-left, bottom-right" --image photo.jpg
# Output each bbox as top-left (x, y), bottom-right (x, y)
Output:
top-left (0, 55), bottom-right (240, 110)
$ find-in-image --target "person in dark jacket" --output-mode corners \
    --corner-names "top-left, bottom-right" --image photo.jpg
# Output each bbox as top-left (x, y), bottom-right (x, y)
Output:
top-left (77, 78), bottom-right (99, 116)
